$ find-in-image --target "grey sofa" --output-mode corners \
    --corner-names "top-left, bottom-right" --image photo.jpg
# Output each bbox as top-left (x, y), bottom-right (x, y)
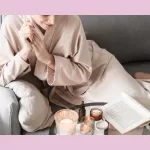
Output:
top-left (1, 15), bottom-right (150, 135)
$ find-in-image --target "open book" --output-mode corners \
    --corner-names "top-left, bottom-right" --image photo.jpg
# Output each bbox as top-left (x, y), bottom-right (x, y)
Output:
top-left (102, 92), bottom-right (150, 134)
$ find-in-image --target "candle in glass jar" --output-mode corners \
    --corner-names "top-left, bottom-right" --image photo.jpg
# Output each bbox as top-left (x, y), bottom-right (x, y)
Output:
top-left (80, 116), bottom-right (95, 135)
top-left (58, 119), bottom-right (76, 135)
top-left (80, 123), bottom-right (92, 133)
top-left (60, 119), bottom-right (73, 124)
top-left (54, 109), bottom-right (78, 135)
top-left (90, 108), bottom-right (103, 121)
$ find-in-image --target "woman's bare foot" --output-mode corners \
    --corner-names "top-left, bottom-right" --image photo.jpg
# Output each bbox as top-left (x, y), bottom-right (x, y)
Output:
top-left (134, 72), bottom-right (150, 79)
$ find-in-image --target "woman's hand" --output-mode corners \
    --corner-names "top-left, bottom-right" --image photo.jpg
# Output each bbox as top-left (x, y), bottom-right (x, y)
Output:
top-left (19, 19), bottom-right (35, 52)
top-left (32, 33), bottom-right (55, 69)
top-left (18, 19), bottom-right (35, 61)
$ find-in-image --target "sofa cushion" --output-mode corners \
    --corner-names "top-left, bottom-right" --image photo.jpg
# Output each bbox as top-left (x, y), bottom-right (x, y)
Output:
top-left (6, 80), bottom-right (54, 132)
top-left (80, 16), bottom-right (150, 63)
top-left (22, 103), bottom-right (64, 135)
top-left (0, 86), bottom-right (20, 134)
top-left (123, 61), bottom-right (150, 76)
top-left (22, 127), bottom-right (50, 135)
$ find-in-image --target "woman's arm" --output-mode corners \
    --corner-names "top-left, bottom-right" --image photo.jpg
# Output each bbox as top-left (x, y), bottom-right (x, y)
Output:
top-left (0, 16), bottom-right (32, 86)
top-left (32, 15), bottom-right (92, 86)
top-left (46, 16), bottom-right (92, 86)
top-left (0, 35), bottom-right (31, 86)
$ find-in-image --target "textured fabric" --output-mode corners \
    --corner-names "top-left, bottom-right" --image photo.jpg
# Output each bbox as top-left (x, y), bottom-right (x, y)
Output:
top-left (6, 80), bottom-right (54, 132)
top-left (27, 15), bottom-right (93, 85)
top-left (0, 16), bottom-right (31, 86)
top-left (0, 86), bottom-right (20, 135)
top-left (51, 56), bottom-right (150, 106)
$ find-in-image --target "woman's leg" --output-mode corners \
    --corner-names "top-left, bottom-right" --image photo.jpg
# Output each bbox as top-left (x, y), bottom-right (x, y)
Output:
top-left (86, 56), bottom-right (150, 104)
top-left (0, 86), bottom-right (20, 135)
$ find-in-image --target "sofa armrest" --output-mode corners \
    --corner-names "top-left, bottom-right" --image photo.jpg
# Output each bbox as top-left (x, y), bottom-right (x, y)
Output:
top-left (0, 86), bottom-right (21, 135)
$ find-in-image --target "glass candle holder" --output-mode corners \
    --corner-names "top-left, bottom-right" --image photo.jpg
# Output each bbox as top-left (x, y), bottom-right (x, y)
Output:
top-left (80, 116), bottom-right (95, 135)
top-left (54, 109), bottom-right (78, 135)
top-left (90, 108), bottom-right (103, 121)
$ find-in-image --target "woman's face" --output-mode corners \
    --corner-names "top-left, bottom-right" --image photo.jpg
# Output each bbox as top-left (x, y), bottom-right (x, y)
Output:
top-left (31, 15), bottom-right (55, 30)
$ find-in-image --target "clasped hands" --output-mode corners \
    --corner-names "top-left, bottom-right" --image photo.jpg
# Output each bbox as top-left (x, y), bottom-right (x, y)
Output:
top-left (19, 19), bottom-right (53, 66)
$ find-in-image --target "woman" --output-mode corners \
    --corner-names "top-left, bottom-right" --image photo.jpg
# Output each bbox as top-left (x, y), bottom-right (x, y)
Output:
top-left (0, 15), bottom-right (150, 134)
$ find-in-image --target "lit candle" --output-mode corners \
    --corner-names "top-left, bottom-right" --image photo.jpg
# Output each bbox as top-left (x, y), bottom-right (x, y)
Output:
top-left (90, 108), bottom-right (103, 121)
top-left (54, 109), bottom-right (78, 135)
top-left (58, 119), bottom-right (77, 135)
top-left (60, 119), bottom-right (73, 124)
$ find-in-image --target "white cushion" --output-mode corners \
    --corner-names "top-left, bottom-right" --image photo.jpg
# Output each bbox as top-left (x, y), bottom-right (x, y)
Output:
top-left (6, 80), bottom-right (53, 132)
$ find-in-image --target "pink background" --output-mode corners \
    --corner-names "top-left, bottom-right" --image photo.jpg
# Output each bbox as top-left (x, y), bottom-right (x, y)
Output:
top-left (0, 0), bottom-right (150, 14)
top-left (0, 0), bottom-right (150, 149)
top-left (0, 136), bottom-right (149, 150)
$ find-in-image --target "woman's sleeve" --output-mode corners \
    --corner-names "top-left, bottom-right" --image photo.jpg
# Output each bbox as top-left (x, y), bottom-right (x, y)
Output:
top-left (0, 18), bottom-right (31, 86)
top-left (47, 16), bottom-right (92, 86)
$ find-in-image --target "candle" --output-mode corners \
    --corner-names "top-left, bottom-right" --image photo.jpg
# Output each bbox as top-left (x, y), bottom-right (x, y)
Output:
top-left (80, 123), bottom-right (92, 133)
top-left (60, 119), bottom-right (73, 124)
top-left (58, 119), bottom-right (76, 135)
top-left (90, 108), bottom-right (103, 121)
top-left (96, 120), bottom-right (108, 130)
top-left (54, 109), bottom-right (78, 135)
top-left (80, 116), bottom-right (95, 135)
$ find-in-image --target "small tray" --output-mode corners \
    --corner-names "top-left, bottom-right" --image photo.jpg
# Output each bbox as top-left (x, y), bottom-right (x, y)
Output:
top-left (49, 102), bottom-right (108, 135)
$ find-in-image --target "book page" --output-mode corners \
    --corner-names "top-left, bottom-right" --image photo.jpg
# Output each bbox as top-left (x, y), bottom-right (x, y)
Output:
top-left (102, 94), bottom-right (150, 134)
top-left (121, 93), bottom-right (150, 116)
